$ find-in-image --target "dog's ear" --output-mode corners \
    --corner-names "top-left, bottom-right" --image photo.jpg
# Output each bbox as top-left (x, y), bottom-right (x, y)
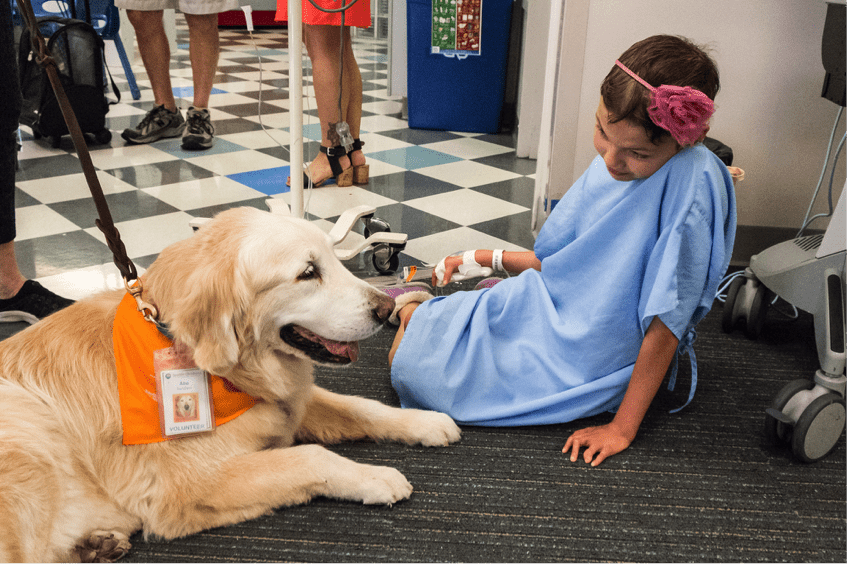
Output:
top-left (147, 231), bottom-right (248, 376)
top-left (177, 267), bottom-right (246, 376)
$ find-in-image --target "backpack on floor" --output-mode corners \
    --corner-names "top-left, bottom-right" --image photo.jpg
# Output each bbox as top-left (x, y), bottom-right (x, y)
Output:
top-left (18, 16), bottom-right (117, 147)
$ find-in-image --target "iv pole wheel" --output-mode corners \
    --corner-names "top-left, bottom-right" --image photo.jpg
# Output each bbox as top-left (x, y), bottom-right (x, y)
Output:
top-left (363, 217), bottom-right (391, 239)
top-left (764, 379), bottom-right (814, 445)
top-left (372, 244), bottom-right (400, 274)
top-left (791, 392), bottom-right (846, 462)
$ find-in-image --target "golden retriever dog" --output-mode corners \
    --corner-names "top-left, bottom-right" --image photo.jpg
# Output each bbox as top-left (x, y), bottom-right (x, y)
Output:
top-left (0, 207), bottom-right (461, 563)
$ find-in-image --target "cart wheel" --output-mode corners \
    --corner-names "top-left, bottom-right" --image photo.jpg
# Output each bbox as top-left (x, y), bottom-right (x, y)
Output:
top-left (363, 217), bottom-right (390, 239)
top-left (94, 129), bottom-right (112, 145)
top-left (764, 379), bottom-right (815, 445)
top-left (721, 276), bottom-right (744, 333)
top-left (791, 392), bottom-right (846, 462)
top-left (372, 244), bottom-right (400, 274)
top-left (744, 284), bottom-right (770, 340)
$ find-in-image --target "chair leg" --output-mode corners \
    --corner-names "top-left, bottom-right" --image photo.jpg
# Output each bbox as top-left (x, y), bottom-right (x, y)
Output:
top-left (111, 36), bottom-right (141, 100)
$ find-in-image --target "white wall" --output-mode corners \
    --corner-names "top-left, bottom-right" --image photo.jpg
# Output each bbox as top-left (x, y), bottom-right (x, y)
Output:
top-left (515, 0), bottom-right (550, 159)
top-left (558, 0), bottom-right (845, 230)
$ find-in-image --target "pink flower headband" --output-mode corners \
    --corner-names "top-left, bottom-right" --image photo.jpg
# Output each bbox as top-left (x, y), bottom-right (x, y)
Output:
top-left (614, 59), bottom-right (714, 146)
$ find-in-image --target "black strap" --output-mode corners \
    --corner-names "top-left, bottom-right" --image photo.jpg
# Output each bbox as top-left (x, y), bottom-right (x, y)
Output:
top-left (348, 138), bottom-right (364, 154)
top-left (320, 145), bottom-right (347, 177)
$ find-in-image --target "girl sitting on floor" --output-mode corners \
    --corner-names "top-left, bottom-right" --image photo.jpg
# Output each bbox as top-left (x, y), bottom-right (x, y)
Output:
top-left (386, 35), bottom-right (737, 467)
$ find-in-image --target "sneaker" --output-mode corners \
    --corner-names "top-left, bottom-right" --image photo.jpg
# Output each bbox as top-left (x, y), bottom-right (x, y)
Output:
top-left (380, 284), bottom-right (434, 326)
top-left (121, 105), bottom-right (186, 144)
top-left (181, 107), bottom-right (215, 150)
top-left (0, 280), bottom-right (74, 325)
top-left (380, 283), bottom-right (433, 300)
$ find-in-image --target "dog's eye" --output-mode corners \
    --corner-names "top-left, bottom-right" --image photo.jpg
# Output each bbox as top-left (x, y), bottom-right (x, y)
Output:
top-left (297, 262), bottom-right (320, 281)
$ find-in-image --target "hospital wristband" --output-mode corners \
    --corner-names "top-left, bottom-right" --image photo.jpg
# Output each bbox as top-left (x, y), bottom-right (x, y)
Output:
top-left (491, 249), bottom-right (504, 272)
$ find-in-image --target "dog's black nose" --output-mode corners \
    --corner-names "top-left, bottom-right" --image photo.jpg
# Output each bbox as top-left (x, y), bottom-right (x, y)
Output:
top-left (371, 291), bottom-right (395, 324)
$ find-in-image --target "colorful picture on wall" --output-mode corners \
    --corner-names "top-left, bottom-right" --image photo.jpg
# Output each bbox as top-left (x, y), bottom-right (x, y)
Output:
top-left (431, 0), bottom-right (482, 57)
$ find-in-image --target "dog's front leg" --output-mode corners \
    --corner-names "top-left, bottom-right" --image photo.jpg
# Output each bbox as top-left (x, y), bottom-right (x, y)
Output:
top-left (165, 444), bottom-right (412, 536)
top-left (297, 386), bottom-right (462, 446)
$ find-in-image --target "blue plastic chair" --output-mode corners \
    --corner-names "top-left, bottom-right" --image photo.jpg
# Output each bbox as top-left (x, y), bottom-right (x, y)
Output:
top-left (16, 0), bottom-right (141, 100)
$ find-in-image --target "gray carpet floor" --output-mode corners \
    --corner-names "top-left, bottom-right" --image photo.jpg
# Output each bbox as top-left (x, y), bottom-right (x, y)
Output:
top-left (1, 284), bottom-right (845, 562)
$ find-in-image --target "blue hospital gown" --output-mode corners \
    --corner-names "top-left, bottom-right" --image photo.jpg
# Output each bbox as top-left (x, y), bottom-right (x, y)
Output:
top-left (391, 144), bottom-right (737, 426)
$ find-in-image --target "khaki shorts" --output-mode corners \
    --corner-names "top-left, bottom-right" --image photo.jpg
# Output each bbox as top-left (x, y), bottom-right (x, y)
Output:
top-left (114, 0), bottom-right (239, 16)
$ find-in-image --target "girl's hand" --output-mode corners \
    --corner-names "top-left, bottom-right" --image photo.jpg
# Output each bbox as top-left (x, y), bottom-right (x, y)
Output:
top-left (432, 254), bottom-right (464, 286)
top-left (562, 422), bottom-right (632, 467)
top-left (433, 251), bottom-right (493, 286)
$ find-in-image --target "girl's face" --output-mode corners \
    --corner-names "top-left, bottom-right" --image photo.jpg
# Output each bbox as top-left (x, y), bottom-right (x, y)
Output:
top-left (593, 100), bottom-right (682, 182)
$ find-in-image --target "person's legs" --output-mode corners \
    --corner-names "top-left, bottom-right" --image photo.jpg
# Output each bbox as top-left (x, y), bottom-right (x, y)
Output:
top-left (0, 131), bottom-right (21, 300)
top-left (183, 12), bottom-right (219, 109)
top-left (301, 24), bottom-right (352, 183)
top-left (1, 0), bottom-right (26, 300)
top-left (0, 244), bottom-right (25, 300)
top-left (126, 10), bottom-right (176, 110)
top-left (121, 9), bottom-right (186, 144)
top-left (180, 12), bottom-right (219, 149)
top-left (341, 27), bottom-right (366, 170)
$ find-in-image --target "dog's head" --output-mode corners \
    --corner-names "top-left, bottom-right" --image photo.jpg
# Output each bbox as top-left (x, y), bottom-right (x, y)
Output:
top-left (175, 394), bottom-right (196, 415)
top-left (143, 208), bottom-right (395, 382)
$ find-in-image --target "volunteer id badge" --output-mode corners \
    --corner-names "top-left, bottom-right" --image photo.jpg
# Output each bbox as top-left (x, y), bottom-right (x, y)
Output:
top-left (154, 350), bottom-right (216, 438)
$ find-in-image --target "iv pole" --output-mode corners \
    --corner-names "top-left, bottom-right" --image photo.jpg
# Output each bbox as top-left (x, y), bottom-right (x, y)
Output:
top-left (280, 1), bottom-right (408, 274)
top-left (288, 0), bottom-right (304, 218)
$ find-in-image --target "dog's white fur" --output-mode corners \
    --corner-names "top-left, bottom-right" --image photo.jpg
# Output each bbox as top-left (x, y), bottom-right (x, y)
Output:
top-left (0, 208), bottom-right (461, 562)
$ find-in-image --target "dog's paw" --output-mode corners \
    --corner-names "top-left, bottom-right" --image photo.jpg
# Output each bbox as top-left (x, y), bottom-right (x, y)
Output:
top-left (356, 465), bottom-right (414, 505)
top-left (74, 530), bottom-right (131, 563)
top-left (408, 410), bottom-right (462, 447)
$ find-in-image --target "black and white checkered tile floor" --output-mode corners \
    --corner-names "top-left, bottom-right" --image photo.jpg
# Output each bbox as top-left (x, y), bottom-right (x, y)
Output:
top-left (12, 17), bottom-right (537, 303)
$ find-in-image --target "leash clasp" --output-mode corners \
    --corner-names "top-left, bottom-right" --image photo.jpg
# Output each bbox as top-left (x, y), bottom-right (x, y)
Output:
top-left (124, 278), bottom-right (158, 323)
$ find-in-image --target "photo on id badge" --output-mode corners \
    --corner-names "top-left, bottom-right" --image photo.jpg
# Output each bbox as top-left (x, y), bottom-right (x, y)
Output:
top-left (173, 393), bottom-right (199, 422)
top-left (159, 367), bottom-right (214, 436)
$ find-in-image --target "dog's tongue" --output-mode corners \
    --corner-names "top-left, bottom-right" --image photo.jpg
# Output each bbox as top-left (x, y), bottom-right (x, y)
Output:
top-left (322, 338), bottom-right (359, 362)
top-left (296, 327), bottom-right (359, 362)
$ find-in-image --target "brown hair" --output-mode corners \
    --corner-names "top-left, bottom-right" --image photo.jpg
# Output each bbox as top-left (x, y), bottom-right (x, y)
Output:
top-left (600, 35), bottom-right (720, 144)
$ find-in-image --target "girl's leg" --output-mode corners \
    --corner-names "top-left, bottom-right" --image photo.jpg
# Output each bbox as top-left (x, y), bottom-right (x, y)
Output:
top-left (388, 303), bottom-right (420, 367)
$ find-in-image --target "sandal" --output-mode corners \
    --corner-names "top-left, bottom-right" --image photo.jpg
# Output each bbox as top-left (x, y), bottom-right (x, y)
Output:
top-left (288, 145), bottom-right (353, 188)
top-left (348, 139), bottom-right (369, 185)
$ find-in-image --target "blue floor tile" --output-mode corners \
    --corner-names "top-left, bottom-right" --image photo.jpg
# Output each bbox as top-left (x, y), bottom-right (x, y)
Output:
top-left (367, 146), bottom-right (464, 170)
top-left (228, 166), bottom-right (292, 196)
